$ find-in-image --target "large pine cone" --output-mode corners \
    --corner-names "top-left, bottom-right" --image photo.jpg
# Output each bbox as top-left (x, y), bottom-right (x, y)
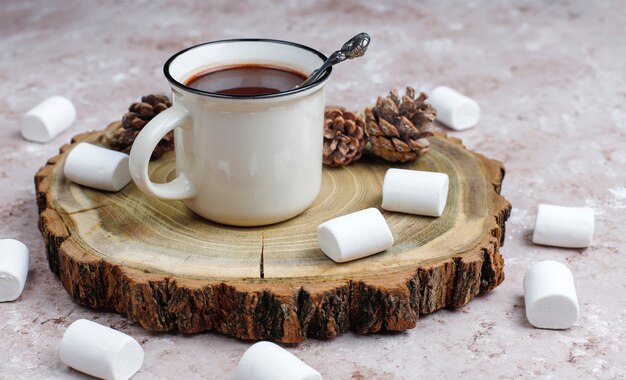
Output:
top-left (323, 107), bottom-right (366, 167)
top-left (103, 94), bottom-right (174, 160)
top-left (364, 87), bottom-right (436, 163)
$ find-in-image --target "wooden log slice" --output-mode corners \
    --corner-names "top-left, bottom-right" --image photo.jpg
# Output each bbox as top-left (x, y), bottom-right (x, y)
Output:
top-left (35, 122), bottom-right (511, 343)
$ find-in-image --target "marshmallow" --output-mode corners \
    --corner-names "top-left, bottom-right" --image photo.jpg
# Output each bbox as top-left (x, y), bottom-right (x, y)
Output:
top-left (532, 204), bottom-right (594, 248)
top-left (428, 86), bottom-right (480, 130)
top-left (382, 169), bottom-right (449, 217)
top-left (21, 96), bottom-right (76, 142)
top-left (64, 143), bottom-right (131, 192)
top-left (59, 319), bottom-right (144, 380)
top-left (0, 239), bottom-right (30, 302)
top-left (524, 260), bottom-right (579, 329)
top-left (235, 341), bottom-right (322, 380)
top-left (317, 208), bottom-right (394, 263)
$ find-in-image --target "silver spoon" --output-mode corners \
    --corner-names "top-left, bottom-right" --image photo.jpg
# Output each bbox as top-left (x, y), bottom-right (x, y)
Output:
top-left (295, 32), bottom-right (371, 89)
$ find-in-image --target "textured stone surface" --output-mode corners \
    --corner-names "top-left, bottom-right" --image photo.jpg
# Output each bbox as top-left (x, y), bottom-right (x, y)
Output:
top-left (1, 0), bottom-right (624, 378)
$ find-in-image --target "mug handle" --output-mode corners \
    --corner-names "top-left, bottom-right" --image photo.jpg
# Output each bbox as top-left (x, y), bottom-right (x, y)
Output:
top-left (129, 103), bottom-right (197, 200)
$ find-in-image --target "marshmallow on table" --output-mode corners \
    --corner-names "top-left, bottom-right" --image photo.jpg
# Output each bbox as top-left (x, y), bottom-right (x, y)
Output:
top-left (64, 143), bottom-right (131, 192)
top-left (0, 239), bottom-right (30, 302)
top-left (21, 96), bottom-right (76, 143)
top-left (428, 86), bottom-right (480, 130)
top-left (524, 260), bottom-right (579, 329)
top-left (532, 204), bottom-right (594, 248)
top-left (59, 319), bottom-right (144, 380)
top-left (235, 341), bottom-right (322, 380)
top-left (317, 208), bottom-right (394, 263)
top-left (382, 168), bottom-right (449, 217)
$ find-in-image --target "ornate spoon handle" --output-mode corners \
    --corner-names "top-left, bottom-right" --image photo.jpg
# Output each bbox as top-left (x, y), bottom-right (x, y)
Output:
top-left (295, 32), bottom-right (371, 89)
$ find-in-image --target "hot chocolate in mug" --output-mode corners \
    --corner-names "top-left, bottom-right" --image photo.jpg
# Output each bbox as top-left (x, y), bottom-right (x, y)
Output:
top-left (129, 39), bottom-right (331, 226)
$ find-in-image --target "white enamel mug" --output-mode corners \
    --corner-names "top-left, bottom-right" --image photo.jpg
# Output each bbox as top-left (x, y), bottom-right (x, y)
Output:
top-left (129, 39), bottom-right (330, 227)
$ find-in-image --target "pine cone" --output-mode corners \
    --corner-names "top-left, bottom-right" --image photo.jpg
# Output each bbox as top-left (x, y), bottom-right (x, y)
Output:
top-left (364, 87), bottom-right (436, 163)
top-left (103, 94), bottom-right (174, 160)
top-left (323, 107), bottom-right (366, 167)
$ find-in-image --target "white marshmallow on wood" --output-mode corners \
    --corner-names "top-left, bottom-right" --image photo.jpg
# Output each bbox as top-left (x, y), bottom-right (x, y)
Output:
top-left (532, 204), bottom-right (594, 248)
top-left (235, 341), bottom-right (322, 380)
top-left (21, 96), bottom-right (76, 142)
top-left (382, 168), bottom-right (449, 217)
top-left (59, 319), bottom-right (144, 380)
top-left (317, 208), bottom-right (394, 263)
top-left (64, 143), bottom-right (131, 192)
top-left (428, 86), bottom-right (480, 130)
top-left (524, 260), bottom-right (579, 330)
top-left (0, 239), bottom-right (30, 302)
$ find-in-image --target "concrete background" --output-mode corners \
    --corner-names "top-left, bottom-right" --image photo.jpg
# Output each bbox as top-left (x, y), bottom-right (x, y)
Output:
top-left (1, 1), bottom-right (624, 378)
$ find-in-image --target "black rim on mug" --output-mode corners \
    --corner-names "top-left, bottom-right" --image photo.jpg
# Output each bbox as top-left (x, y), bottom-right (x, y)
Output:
top-left (163, 38), bottom-right (331, 100)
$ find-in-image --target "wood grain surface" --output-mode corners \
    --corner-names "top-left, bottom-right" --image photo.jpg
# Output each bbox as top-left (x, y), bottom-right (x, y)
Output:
top-left (35, 121), bottom-right (511, 342)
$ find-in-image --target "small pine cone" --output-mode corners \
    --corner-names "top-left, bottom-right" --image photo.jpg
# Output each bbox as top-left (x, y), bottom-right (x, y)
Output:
top-left (364, 87), bottom-right (436, 163)
top-left (103, 94), bottom-right (174, 160)
top-left (323, 107), bottom-right (366, 167)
